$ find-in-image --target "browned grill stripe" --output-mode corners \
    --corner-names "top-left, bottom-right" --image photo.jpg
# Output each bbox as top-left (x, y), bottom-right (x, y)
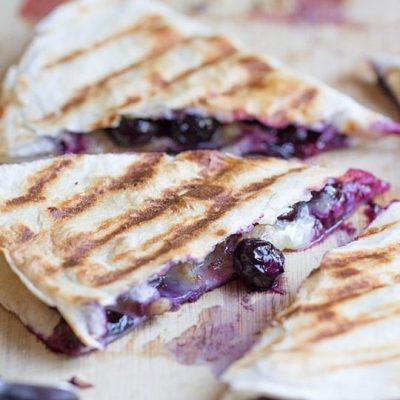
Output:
top-left (91, 165), bottom-right (307, 286)
top-left (40, 27), bottom-right (185, 122)
top-left (308, 304), bottom-right (400, 343)
top-left (240, 56), bottom-right (274, 76)
top-left (360, 220), bottom-right (400, 238)
top-left (4, 158), bottom-right (74, 208)
top-left (48, 153), bottom-right (164, 219)
top-left (300, 280), bottom-right (387, 314)
top-left (44, 16), bottom-right (165, 69)
top-left (195, 56), bottom-right (274, 107)
top-left (251, 300), bottom-right (400, 362)
top-left (0, 99), bottom-right (8, 119)
top-left (160, 44), bottom-right (237, 88)
top-left (332, 266), bottom-right (360, 279)
top-left (321, 350), bottom-right (400, 373)
top-left (90, 37), bottom-right (238, 127)
top-left (270, 87), bottom-right (318, 122)
top-left (326, 246), bottom-right (395, 270)
top-left (61, 157), bottom-right (237, 269)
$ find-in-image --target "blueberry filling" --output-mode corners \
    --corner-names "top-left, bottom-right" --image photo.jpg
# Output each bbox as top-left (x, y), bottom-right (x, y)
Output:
top-left (107, 118), bottom-right (169, 146)
top-left (169, 114), bottom-right (221, 146)
top-left (106, 115), bottom-right (346, 158)
top-left (274, 169), bottom-right (389, 247)
top-left (233, 239), bottom-right (285, 289)
top-left (40, 171), bottom-right (386, 355)
top-left (59, 113), bottom-right (348, 159)
top-left (226, 122), bottom-right (347, 159)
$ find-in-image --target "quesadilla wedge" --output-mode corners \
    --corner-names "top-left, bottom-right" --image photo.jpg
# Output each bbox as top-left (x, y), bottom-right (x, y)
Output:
top-left (222, 201), bottom-right (400, 400)
top-left (0, 150), bottom-right (388, 354)
top-left (373, 56), bottom-right (400, 111)
top-left (1, 0), bottom-right (399, 161)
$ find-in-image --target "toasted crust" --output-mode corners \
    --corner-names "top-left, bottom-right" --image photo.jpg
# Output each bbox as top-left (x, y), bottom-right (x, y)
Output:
top-left (0, 0), bottom-right (399, 158)
top-left (0, 150), bottom-right (344, 347)
top-left (222, 201), bottom-right (400, 400)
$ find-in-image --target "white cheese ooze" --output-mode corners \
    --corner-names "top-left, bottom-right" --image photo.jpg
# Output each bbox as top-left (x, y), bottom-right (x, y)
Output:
top-left (247, 212), bottom-right (316, 251)
top-left (128, 282), bottom-right (159, 303)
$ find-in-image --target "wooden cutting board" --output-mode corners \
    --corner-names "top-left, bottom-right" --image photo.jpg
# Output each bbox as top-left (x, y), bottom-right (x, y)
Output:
top-left (0, 1), bottom-right (399, 399)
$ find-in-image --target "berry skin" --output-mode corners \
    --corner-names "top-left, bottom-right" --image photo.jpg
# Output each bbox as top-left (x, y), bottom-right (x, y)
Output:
top-left (170, 114), bottom-right (220, 146)
top-left (233, 239), bottom-right (285, 289)
top-left (108, 118), bottom-right (164, 146)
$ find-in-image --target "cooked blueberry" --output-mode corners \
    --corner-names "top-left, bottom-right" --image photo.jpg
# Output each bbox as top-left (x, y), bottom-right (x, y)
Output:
top-left (279, 125), bottom-right (311, 143)
top-left (233, 239), bottom-right (285, 289)
top-left (170, 114), bottom-right (220, 145)
top-left (108, 118), bottom-right (164, 146)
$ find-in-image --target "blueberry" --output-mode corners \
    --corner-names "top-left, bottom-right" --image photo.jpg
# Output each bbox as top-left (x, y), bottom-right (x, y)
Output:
top-left (233, 239), bottom-right (285, 289)
top-left (279, 126), bottom-right (310, 143)
top-left (170, 114), bottom-right (220, 146)
top-left (108, 118), bottom-right (164, 146)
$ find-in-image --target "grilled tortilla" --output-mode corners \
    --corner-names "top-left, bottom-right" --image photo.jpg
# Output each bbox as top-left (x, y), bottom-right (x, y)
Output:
top-left (0, 0), bottom-right (399, 160)
top-left (0, 150), bottom-right (387, 354)
top-left (222, 201), bottom-right (400, 400)
top-left (373, 56), bottom-right (400, 111)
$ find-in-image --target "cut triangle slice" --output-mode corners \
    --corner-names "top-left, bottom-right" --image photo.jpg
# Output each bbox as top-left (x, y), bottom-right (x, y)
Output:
top-left (0, 150), bottom-right (388, 354)
top-left (222, 201), bottom-right (400, 400)
top-left (0, 0), bottom-right (399, 160)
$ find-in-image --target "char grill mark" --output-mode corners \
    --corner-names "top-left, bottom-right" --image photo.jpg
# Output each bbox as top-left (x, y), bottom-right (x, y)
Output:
top-left (60, 156), bottom-right (238, 270)
top-left (326, 247), bottom-right (396, 270)
top-left (194, 56), bottom-right (274, 106)
top-left (0, 99), bottom-right (9, 119)
top-left (158, 46), bottom-right (237, 88)
top-left (300, 281), bottom-right (387, 315)
top-left (308, 303), bottom-right (400, 344)
top-left (93, 36), bottom-right (240, 128)
top-left (44, 15), bottom-right (166, 69)
top-left (56, 156), bottom-right (304, 281)
top-left (48, 153), bottom-right (163, 220)
top-left (39, 31), bottom-right (274, 129)
top-left (69, 165), bottom-right (306, 286)
top-left (360, 220), bottom-right (400, 238)
top-left (270, 87), bottom-right (318, 122)
top-left (4, 158), bottom-right (74, 208)
top-left (39, 34), bottom-right (236, 124)
top-left (40, 25), bottom-right (185, 123)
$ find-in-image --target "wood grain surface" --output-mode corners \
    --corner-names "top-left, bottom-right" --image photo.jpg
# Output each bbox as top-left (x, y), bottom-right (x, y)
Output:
top-left (0, 1), bottom-right (399, 399)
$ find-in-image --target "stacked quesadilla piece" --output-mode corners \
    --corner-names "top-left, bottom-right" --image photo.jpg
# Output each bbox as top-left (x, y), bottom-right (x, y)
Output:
top-left (222, 201), bottom-right (400, 400)
top-left (0, 150), bottom-right (387, 354)
top-left (0, 0), bottom-right (399, 161)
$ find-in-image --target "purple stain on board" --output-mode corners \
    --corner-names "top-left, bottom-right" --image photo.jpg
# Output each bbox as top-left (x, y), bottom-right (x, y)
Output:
top-left (165, 281), bottom-right (287, 376)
